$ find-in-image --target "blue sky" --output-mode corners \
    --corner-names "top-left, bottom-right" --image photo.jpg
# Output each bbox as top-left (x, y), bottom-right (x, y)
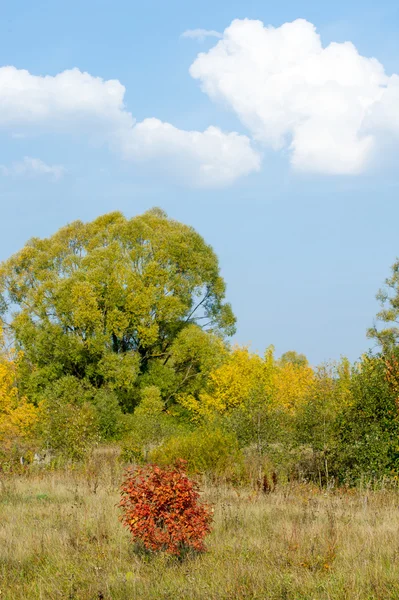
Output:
top-left (1, 0), bottom-right (399, 364)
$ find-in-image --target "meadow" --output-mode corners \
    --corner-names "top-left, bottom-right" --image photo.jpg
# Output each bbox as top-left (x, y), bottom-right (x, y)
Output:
top-left (2, 448), bottom-right (399, 600)
top-left (3, 211), bottom-right (399, 599)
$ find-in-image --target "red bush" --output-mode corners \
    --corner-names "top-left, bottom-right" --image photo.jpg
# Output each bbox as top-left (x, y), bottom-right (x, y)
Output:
top-left (119, 460), bottom-right (213, 556)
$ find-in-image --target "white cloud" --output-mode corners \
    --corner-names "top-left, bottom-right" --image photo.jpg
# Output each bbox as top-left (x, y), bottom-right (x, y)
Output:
top-left (120, 118), bottom-right (261, 186)
top-left (181, 29), bottom-right (222, 42)
top-left (0, 67), bottom-right (132, 133)
top-left (0, 156), bottom-right (65, 180)
top-left (190, 18), bottom-right (399, 174)
top-left (0, 66), bottom-right (259, 187)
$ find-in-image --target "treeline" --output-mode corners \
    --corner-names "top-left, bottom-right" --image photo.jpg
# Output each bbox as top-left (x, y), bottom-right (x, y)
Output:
top-left (1, 209), bottom-right (399, 485)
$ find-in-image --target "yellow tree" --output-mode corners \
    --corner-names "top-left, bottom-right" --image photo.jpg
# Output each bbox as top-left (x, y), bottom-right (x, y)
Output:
top-left (0, 327), bottom-right (38, 450)
top-left (275, 360), bottom-right (315, 413)
top-left (178, 345), bottom-right (276, 420)
top-left (180, 345), bottom-right (316, 419)
top-left (179, 346), bottom-right (319, 458)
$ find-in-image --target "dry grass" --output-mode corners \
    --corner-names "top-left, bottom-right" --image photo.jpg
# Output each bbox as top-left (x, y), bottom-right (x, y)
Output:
top-left (1, 449), bottom-right (399, 599)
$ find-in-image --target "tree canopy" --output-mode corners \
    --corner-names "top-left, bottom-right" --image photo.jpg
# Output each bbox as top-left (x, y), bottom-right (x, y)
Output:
top-left (368, 258), bottom-right (399, 349)
top-left (0, 209), bottom-right (235, 408)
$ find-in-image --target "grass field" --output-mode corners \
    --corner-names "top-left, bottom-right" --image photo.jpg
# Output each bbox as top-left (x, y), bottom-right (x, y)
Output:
top-left (1, 449), bottom-right (399, 599)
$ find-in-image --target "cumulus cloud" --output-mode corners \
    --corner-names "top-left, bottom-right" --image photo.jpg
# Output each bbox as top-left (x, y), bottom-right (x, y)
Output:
top-left (0, 156), bottom-right (65, 180)
top-left (0, 67), bottom-right (132, 134)
top-left (0, 66), bottom-right (259, 187)
top-left (120, 119), bottom-right (260, 186)
top-left (181, 29), bottom-right (222, 42)
top-left (5, 19), bottom-right (396, 182)
top-left (190, 18), bottom-right (399, 174)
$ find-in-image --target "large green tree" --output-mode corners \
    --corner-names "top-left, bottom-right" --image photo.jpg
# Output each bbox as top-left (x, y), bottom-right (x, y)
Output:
top-left (0, 209), bottom-right (235, 409)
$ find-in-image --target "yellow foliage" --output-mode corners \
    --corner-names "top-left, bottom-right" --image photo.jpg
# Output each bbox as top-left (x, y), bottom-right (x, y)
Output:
top-left (0, 347), bottom-right (38, 447)
top-left (203, 346), bottom-right (272, 412)
top-left (179, 346), bottom-right (277, 419)
top-left (178, 345), bottom-right (316, 421)
top-left (275, 362), bottom-right (315, 413)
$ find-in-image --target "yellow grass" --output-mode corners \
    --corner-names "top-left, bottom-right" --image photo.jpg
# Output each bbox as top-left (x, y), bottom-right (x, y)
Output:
top-left (1, 449), bottom-right (399, 599)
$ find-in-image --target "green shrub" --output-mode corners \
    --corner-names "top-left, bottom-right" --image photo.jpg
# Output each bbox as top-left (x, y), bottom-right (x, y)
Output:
top-left (92, 388), bottom-right (124, 440)
top-left (38, 376), bottom-right (100, 461)
top-left (333, 354), bottom-right (399, 484)
top-left (149, 427), bottom-right (243, 479)
top-left (120, 386), bottom-right (184, 463)
top-left (40, 400), bottom-right (99, 461)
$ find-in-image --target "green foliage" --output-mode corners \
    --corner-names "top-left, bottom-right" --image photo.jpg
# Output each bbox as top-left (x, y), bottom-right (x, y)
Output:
top-left (40, 400), bottom-right (99, 462)
top-left (120, 386), bottom-right (184, 463)
top-left (136, 325), bottom-right (228, 409)
top-left (36, 376), bottom-right (125, 453)
top-left (333, 354), bottom-right (399, 483)
top-left (39, 375), bottom-right (94, 408)
top-left (37, 377), bottom-right (99, 460)
top-left (137, 362), bottom-right (178, 402)
top-left (92, 388), bottom-right (125, 440)
top-left (135, 386), bottom-right (165, 416)
top-left (149, 427), bottom-right (243, 478)
top-left (368, 259), bottom-right (399, 349)
top-left (169, 325), bottom-right (228, 395)
top-left (295, 368), bottom-right (340, 452)
top-left (0, 209), bottom-right (236, 410)
top-left (291, 360), bottom-right (352, 483)
top-left (279, 350), bottom-right (308, 368)
top-left (223, 384), bottom-right (287, 455)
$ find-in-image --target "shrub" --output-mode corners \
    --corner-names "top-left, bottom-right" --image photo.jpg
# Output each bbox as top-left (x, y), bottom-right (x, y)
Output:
top-left (92, 388), bottom-right (124, 440)
top-left (38, 377), bottom-right (100, 461)
top-left (333, 353), bottom-right (399, 483)
top-left (40, 400), bottom-right (99, 461)
top-left (149, 427), bottom-right (243, 479)
top-left (120, 386), bottom-right (184, 463)
top-left (119, 461), bottom-right (213, 556)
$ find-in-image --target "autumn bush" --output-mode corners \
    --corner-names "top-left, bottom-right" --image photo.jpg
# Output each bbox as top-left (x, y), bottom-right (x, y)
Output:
top-left (119, 460), bottom-right (213, 557)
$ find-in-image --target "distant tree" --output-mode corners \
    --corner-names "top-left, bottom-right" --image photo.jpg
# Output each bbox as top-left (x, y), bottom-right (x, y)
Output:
top-left (368, 259), bottom-right (399, 349)
top-left (0, 209), bottom-right (235, 410)
top-left (279, 351), bottom-right (308, 368)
